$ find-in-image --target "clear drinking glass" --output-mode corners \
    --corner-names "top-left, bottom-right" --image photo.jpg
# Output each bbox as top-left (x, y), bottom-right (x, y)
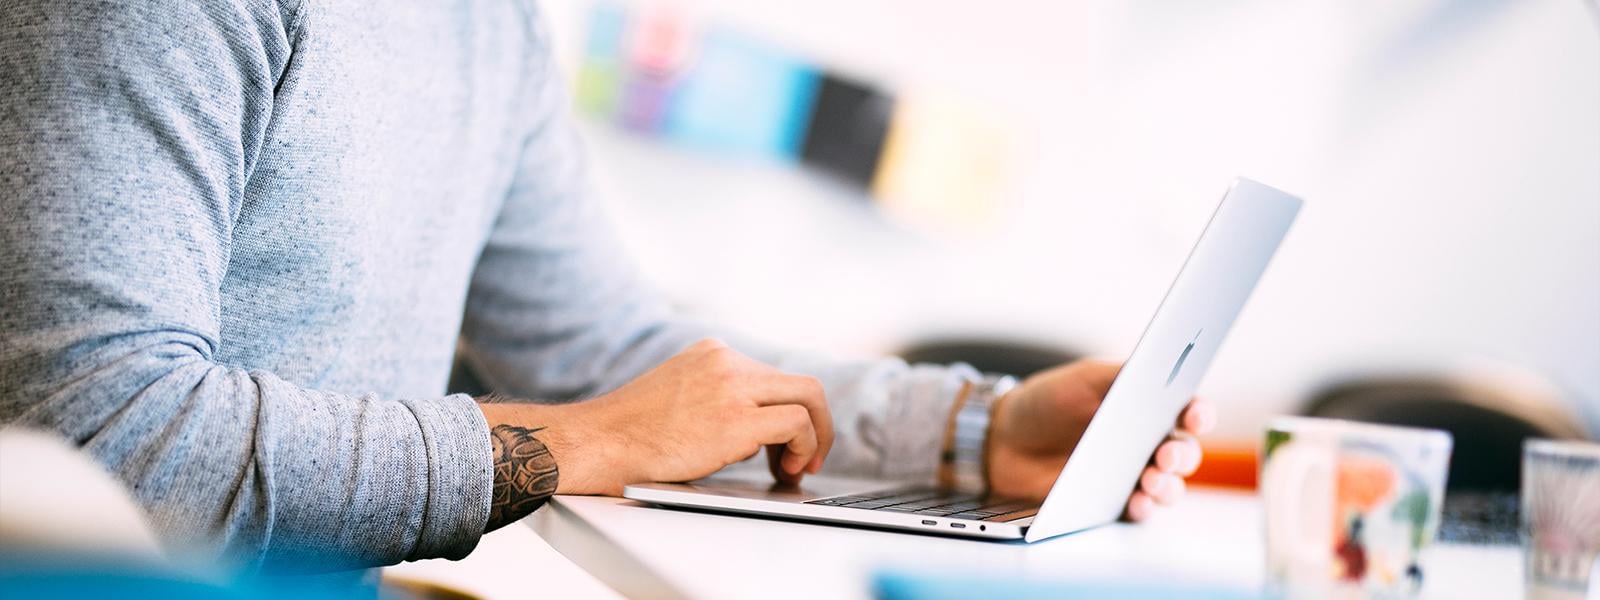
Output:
top-left (1522, 439), bottom-right (1600, 600)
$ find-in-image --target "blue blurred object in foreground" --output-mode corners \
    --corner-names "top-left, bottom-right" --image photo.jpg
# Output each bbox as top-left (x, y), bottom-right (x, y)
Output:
top-left (872, 570), bottom-right (1261, 600)
top-left (0, 558), bottom-right (370, 600)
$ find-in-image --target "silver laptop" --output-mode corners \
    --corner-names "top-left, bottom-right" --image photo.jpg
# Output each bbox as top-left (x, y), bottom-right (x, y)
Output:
top-left (624, 177), bottom-right (1302, 543)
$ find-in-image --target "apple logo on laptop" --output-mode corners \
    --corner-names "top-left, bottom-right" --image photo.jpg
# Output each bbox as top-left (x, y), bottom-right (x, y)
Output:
top-left (1167, 330), bottom-right (1203, 387)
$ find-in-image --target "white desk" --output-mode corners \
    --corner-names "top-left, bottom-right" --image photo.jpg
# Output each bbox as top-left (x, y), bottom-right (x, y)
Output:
top-left (528, 485), bottom-right (1520, 600)
top-left (383, 519), bottom-right (622, 599)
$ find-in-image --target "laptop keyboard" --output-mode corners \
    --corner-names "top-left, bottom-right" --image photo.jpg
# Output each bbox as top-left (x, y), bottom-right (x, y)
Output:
top-left (1439, 491), bottom-right (1518, 545)
top-left (803, 487), bottom-right (1040, 522)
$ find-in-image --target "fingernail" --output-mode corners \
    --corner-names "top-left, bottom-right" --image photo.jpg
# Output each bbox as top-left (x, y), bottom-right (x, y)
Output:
top-left (1128, 496), bottom-right (1152, 521)
top-left (1170, 445), bottom-right (1189, 472)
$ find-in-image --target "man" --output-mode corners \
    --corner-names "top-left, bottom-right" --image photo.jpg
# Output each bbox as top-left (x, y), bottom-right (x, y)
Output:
top-left (0, 0), bottom-right (1213, 576)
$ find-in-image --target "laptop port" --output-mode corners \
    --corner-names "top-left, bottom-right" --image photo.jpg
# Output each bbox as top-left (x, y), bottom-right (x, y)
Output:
top-left (950, 523), bottom-right (966, 529)
top-left (920, 520), bottom-right (936, 526)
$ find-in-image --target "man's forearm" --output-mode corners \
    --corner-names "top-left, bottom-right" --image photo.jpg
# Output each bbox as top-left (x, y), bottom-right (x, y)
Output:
top-left (477, 399), bottom-right (620, 531)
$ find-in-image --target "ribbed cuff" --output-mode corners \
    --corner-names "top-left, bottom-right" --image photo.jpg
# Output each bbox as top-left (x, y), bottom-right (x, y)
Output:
top-left (400, 393), bottom-right (493, 561)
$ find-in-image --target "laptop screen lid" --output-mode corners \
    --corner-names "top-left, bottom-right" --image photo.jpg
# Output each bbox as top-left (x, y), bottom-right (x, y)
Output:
top-left (1024, 177), bottom-right (1301, 542)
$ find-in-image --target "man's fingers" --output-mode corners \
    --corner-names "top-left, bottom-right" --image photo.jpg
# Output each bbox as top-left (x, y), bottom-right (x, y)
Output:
top-left (765, 445), bottom-right (798, 484)
top-left (749, 374), bottom-right (834, 473)
top-left (1179, 397), bottom-right (1216, 434)
top-left (1154, 437), bottom-right (1203, 476)
top-left (1139, 465), bottom-right (1186, 505)
top-left (699, 343), bottom-right (835, 475)
top-left (749, 404), bottom-right (819, 477)
top-left (1126, 465), bottom-right (1193, 519)
top-left (1126, 491), bottom-right (1156, 522)
top-left (1162, 474), bottom-right (1187, 504)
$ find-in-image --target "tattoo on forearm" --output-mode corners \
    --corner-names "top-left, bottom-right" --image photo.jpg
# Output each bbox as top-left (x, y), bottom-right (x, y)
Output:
top-left (485, 424), bottom-right (559, 532)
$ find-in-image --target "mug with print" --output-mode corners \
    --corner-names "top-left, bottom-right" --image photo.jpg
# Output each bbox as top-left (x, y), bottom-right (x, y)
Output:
top-left (1260, 417), bottom-right (1452, 598)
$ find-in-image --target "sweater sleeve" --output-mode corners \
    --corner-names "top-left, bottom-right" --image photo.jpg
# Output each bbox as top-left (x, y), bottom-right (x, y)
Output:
top-left (0, 0), bottom-right (492, 572)
top-left (457, 4), bottom-right (978, 482)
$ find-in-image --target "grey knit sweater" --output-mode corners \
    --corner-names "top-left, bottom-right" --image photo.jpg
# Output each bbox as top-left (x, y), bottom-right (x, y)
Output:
top-left (0, 0), bottom-right (971, 573)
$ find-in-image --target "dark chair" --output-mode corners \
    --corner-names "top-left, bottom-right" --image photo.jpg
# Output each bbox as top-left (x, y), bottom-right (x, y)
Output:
top-left (896, 338), bottom-right (1081, 379)
top-left (1304, 375), bottom-right (1584, 492)
top-left (1302, 372), bottom-right (1589, 544)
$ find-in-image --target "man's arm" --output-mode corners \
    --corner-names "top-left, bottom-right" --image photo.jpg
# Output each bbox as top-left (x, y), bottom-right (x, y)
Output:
top-left (475, 339), bottom-right (834, 531)
top-left (469, 5), bottom-right (1218, 510)
top-left (458, 4), bottom-right (976, 484)
top-left (467, 6), bottom-right (1224, 512)
top-left (0, 0), bottom-right (494, 571)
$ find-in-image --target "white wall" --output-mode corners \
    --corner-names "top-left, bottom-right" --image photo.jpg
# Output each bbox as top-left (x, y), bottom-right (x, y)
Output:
top-left (545, 0), bottom-right (1600, 438)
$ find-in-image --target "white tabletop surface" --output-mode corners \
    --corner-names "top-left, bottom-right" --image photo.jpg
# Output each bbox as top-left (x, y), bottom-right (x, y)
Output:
top-left (383, 517), bottom-right (622, 599)
top-left (516, 485), bottom-right (1520, 600)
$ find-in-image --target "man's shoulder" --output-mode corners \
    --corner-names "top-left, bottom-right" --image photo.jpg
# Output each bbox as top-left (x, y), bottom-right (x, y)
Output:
top-left (0, 0), bottom-right (298, 58)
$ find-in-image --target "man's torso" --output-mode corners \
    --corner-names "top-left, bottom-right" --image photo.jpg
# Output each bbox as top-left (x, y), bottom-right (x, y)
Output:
top-left (217, 1), bottom-right (539, 398)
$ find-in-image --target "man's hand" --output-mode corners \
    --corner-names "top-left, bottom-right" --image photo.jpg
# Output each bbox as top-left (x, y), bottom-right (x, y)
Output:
top-left (985, 360), bottom-right (1216, 521)
top-left (479, 339), bottom-right (833, 506)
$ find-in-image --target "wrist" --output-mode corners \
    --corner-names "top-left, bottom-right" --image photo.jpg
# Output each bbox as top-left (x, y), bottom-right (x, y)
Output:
top-left (478, 401), bottom-right (619, 496)
top-left (940, 374), bottom-right (1017, 492)
top-left (983, 386), bottom-right (1016, 489)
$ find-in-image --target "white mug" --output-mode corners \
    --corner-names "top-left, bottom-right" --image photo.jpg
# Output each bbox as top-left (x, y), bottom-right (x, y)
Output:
top-left (1261, 417), bottom-right (1452, 598)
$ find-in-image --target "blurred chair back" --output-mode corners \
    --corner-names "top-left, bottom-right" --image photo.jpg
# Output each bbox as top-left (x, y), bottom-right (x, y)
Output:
top-left (896, 338), bottom-right (1079, 378)
top-left (1303, 372), bottom-right (1586, 492)
top-left (447, 349), bottom-right (490, 398)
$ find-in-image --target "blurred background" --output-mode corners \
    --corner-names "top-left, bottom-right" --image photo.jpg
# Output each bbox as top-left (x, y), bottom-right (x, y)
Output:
top-left (537, 0), bottom-right (1599, 467)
